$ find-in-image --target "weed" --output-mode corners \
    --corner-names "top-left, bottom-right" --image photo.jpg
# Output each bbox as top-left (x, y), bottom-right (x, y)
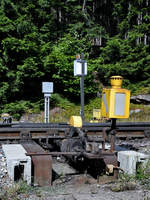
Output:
top-left (136, 159), bottom-right (150, 187)
top-left (0, 181), bottom-right (35, 200)
top-left (110, 173), bottom-right (137, 192)
top-left (35, 189), bottom-right (42, 197)
top-left (117, 158), bottom-right (150, 190)
top-left (119, 173), bottom-right (135, 182)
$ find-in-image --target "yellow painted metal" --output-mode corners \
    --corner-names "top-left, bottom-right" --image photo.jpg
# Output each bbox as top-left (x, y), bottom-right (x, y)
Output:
top-left (101, 76), bottom-right (130, 119)
top-left (1, 113), bottom-right (10, 117)
top-left (110, 76), bottom-right (123, 89)
top-left (69, 116), bottom-right (82, 127)
top-left (93, 109), bottom-right (101, 119)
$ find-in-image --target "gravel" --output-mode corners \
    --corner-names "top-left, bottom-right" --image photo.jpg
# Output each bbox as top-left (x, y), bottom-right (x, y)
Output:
top-left (0, 146), bottom-right (13, 190)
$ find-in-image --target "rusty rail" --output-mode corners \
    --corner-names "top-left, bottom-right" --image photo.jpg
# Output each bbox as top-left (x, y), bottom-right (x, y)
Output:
top-left (0, 122), bottom-right (149, 140)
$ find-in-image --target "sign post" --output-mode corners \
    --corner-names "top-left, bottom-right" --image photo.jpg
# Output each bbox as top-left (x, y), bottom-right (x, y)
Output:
top-left (74, 54), bottom-right (87, 122)
top-left (42, 82), bottom-right (53, 123)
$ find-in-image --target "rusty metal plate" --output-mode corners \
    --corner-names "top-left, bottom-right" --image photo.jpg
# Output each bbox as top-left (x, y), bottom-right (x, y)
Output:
top-left (103, 154), bottom-right (118, 167)
top-left (32, 155), bottom-right (52, 186)
top-left (22, 141), bottom-right (52, 186)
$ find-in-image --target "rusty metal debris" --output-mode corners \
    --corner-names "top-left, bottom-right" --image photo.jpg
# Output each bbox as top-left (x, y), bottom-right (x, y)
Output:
top-left (22, 141), bottom-right (52, 186)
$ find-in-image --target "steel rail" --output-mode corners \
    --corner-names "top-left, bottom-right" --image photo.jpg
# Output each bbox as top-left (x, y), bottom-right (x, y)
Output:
top-left (2, 121), bottom-right (150, 128)
top-left (0, 122), bottom-right (149, 140)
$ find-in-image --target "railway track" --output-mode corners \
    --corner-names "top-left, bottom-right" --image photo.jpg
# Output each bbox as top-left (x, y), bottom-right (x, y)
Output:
top-left (0, 121), bottom-right (149, 140)
top-left (1, 121), bottom-right (149, 186)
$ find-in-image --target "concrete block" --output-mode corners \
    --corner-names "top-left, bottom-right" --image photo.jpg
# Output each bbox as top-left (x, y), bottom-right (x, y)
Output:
top-left (2, 144), bottom-right (31, 185)
top-left (118, 150), bottom-right (148, 175)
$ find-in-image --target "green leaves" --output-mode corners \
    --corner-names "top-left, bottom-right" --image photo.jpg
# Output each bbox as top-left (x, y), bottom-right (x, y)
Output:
top-left (17, 57), bottom-right (44, 78)
top-left (0, 0), bottom-right (150, 109)
top-left (42, 33), bottom-right (96, 100)
top-left (0, 82), bottom-right (9, 104)
top-left (0, 14), bottom-right (14, 33)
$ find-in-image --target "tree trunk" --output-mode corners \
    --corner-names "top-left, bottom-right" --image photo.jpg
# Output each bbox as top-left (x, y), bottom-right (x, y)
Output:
top-left (137, 12), bottom-right (142, 45)
top-left (144, 34), bottom-right (147, 45)
top-left (58, 8), bottom-right (62, 22)
top-left (82, 0), bottom-right (86, 12)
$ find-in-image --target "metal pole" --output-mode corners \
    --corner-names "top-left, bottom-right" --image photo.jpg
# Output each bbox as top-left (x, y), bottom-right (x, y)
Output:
top-left (80, 54), bottom-right (85, 122)
top-left (47, 97), bottom-right (50, 123)
top-left (111, 118), bottom-right (116, 130)
top-left (44, 95), bottom-right (50, 123)
top-left (44, 96), bottom-right (47, 123)
top-left (80, 75), bottom-right (84, 122)
top-left (110, 118), bottom-right (116, 152)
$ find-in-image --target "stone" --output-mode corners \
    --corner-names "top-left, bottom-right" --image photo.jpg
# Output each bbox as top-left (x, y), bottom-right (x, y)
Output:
top-left (1, 157), bottom-right (5, 162)
top-left (2, 144), bottom-right (31, 185)
top-left (130, 94), bottom-right (150, 104)
top-left (90, 186), bottom-right (98, 194)
top-left (118, 150), bottom-right (148, 174)
top-left (130, 109), bottom-right (142, 115)
top-left (110, 182), bottom-right (136, 192)
top-left (111, 183), bottom-right (123, 192)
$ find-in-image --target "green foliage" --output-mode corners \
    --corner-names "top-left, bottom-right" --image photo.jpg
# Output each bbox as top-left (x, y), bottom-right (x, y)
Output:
top-left (1, 100), bottom-right (43, 120)
top-left (50, 95), bottom-right (101, 122)
top-left (43, 34), bottom-right (97, 100)
top-left (1, 101), bottom-right (30, 120)
top-left (0, 10), bottom-right (15, 34)
top-left (0, 82), bottom-right (9, 104)
top-left (0, 180), bottom-right (35, 200)
top-left (0, 0), bottom-right (150, 112)
top-left (119, 173), bottom-right (135, 183)
top-left (51, 93), bottom-right (75, 108)
top-left (95, 33), bottom-right (150, 93)
top-left (135, 158), bottom-right (150, 189)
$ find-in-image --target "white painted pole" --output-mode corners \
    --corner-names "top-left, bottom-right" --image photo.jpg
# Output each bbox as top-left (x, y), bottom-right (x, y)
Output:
top-left (44, 95), bottom-right (50, 123)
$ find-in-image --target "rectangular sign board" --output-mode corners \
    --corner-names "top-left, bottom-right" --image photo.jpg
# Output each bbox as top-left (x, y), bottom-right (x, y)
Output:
top-left (74, 60), bottom-right (87, 76)
top-left (42, 82), bottom-right (53, 93)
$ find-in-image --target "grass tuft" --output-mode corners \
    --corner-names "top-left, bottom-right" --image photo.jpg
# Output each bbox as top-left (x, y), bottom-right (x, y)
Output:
top-left (0, 181), bottom-right (35, 200)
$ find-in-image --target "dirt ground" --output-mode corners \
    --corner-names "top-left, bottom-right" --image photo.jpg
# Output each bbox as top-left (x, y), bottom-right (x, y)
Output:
top-left (32, 174), bottom-right (150, 200)
top-left (30, 158), bottom-right (150, 200)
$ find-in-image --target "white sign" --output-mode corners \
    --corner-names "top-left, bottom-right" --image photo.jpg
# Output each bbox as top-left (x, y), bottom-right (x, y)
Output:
top-left (74, 60), bottom-right (87, 76)
top-left (103, 93), bottom-right (108, 113)
top-left (114, 93), bottom-right (125, 116)
top-left (42, 82), bottom-right (53, 93)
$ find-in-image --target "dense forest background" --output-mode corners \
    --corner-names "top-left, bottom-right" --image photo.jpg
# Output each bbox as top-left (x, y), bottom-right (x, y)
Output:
top-left (0, 0), bottom-right (150, 117)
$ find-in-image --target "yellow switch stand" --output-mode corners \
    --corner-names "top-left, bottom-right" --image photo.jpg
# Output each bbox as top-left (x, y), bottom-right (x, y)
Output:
top-left (101, 76), bottom-right (130, 119)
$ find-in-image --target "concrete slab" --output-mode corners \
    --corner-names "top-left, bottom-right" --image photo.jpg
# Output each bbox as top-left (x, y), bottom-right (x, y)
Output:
top-left (2, 144), bottom-right (31, 184)
top-left (53, 159), bottom-right (76, 175)
top-left (118, 150), bottom-right (148, 175)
